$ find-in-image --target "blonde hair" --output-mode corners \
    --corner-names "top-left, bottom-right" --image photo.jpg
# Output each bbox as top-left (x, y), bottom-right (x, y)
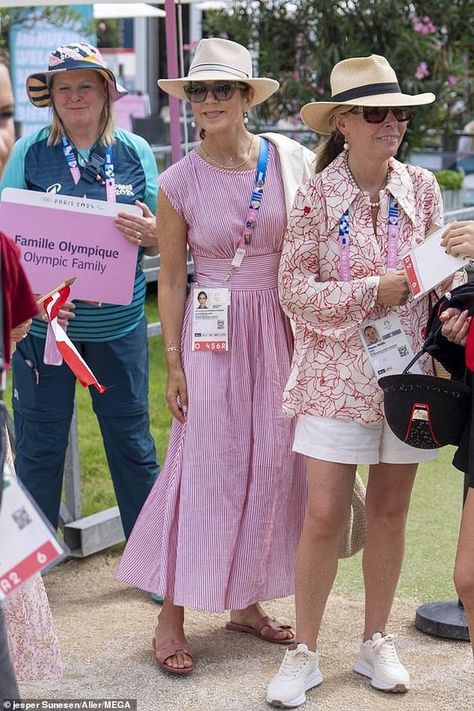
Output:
top-left (47, 73), bottom-right (116, 147)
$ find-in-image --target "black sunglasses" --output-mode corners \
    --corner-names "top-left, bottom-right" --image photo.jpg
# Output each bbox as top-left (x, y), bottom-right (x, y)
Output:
top-left (184, 81), bottom-right (248, 103)
top-left (350, 107), bottom-right (414, 124)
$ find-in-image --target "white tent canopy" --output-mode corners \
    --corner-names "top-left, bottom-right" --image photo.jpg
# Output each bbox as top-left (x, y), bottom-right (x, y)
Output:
top-left (1, 1), bottom-right (162, 6)
top-left (94, 4), bottom-right (165, 19)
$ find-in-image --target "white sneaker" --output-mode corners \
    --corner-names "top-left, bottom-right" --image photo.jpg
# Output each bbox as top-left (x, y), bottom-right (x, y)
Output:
top-left (266, 643), bottom-right (323, 708)
top-left (354, 632), bottom-right (410, 692)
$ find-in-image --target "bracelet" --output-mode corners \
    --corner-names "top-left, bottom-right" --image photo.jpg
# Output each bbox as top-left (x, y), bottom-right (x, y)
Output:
top-left (165, 345), bottom-right (181, 353)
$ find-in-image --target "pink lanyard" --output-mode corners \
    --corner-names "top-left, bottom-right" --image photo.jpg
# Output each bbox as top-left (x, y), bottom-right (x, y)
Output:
top-left (338, 195), bottom-right (399, 281)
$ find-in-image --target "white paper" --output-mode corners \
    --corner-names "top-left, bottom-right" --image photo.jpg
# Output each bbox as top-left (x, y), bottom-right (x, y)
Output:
top-left (403, 224), bottom-right (467, 299)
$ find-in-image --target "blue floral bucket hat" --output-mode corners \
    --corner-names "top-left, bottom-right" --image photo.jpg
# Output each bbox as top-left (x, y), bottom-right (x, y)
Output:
top-left (26, 42), bottom-right (127, 108)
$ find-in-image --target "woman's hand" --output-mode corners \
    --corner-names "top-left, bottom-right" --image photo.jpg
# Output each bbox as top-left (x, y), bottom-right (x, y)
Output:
top-left (11, 319), bottom-right (32, 342)
top-left (57, 300), bottom-right (76, 328)
top-left (441, 221), bottom-right (474, 259)
top-left (36, 297), bottom-right (75, 327)
top-left (439, 307), bottom-right (471, 346)
top-left (115, 200), bottom-right (157, 250)
top-left (166, 364), bottom-right (188, 423)
top-left (376, 270), bottom-right (410, 306)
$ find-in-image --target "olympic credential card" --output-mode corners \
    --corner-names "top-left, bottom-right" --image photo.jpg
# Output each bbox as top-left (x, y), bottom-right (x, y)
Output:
top-left (192, 287), bottom-right (230, 352)
top-left (0, 461), bottom-right (64, 601)
top-left (360, 313), bottom-right (421, 377)
top-left (403, 224), bottom-right (467, 299)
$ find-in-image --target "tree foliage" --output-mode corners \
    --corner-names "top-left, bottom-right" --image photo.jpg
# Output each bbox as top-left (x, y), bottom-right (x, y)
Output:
top-left (204, 0), bottom-right (474, 152)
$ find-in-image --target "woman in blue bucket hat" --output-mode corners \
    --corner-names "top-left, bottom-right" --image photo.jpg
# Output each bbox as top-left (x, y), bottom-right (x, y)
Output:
top-left (0, 42), bottom-right (159, 540)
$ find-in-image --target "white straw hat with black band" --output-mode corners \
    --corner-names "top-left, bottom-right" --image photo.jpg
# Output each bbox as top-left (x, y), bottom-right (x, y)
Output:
top-left (158, 38), bottom-right (279, 107)
top-left (301, 54), bottom-right (435, 135)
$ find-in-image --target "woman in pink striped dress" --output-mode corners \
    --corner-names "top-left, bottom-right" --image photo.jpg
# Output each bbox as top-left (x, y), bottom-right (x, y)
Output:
top-left (117, 38), bottom-right (314, 673)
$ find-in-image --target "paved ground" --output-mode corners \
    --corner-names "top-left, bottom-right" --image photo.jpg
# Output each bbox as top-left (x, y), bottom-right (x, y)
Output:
top-left (20, 552), bottom-right (473, 711)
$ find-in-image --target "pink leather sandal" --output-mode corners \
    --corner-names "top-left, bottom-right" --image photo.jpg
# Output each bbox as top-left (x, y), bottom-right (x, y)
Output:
top-left (225, 616), bottom-right (295, 644)
top-left (152, 637), bottom-right (194, 675)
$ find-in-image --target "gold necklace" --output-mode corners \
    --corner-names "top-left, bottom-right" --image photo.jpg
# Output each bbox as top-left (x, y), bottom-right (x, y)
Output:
top-left (199, 135), bottom-right (254, 170)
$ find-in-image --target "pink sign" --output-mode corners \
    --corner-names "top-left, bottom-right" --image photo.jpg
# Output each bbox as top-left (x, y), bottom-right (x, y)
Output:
top-left (0, 188), bottom-right (140, 305)
top-left (115, 94), bottom-right (151, 132)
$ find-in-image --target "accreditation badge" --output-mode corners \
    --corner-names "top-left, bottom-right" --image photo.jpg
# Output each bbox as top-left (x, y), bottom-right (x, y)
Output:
top-left (359, 313), bottom-right (421, 377)
top-left (192, 286), bottom-right (230, 352)
top-left (0, 460), bottom-right (64, 600)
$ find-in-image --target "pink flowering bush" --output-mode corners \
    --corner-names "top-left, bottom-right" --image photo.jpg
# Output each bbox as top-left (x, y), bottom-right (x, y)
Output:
top-left (415, 61), bottom-right (430, 79)
top-left (412, 15), bottom-right (437, 35)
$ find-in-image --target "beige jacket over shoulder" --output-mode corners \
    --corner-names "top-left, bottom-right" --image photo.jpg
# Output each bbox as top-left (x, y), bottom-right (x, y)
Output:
top-left (261, 132), bottom-right (316, 215)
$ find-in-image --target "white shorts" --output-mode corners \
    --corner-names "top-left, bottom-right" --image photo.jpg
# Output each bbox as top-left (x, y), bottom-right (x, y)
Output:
top-left (293, 414), bottom-right (439, 465)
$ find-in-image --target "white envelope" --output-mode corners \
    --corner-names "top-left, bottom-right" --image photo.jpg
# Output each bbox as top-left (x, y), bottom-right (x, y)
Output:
top-left (403, 225), bottom-right (467, 299)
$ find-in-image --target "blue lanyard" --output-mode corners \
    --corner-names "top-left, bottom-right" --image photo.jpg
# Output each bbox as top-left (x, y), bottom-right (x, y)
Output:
top-left (338, 194), bottom-right (399, 281)
top-left (226, 137), bottom-right (270, 280)
top-left (242, 137), bottom-right (270, 245)
top-left (61, 134), bottom-right (81, 184)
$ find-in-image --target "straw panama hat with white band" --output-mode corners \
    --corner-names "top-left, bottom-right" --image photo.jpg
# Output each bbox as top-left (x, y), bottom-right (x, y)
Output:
top-left (301, 54), bottom-right (435, 135)
top-left (158, 38), bottom-right (279, 106)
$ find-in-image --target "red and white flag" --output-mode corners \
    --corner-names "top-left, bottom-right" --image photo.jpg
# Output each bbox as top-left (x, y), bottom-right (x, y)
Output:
top-left (43, 284), bottom-right (106, 393)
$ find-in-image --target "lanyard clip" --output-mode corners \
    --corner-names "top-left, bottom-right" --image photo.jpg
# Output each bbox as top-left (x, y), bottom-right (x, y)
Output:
top-left (82, 150), bottom-right (106, 185)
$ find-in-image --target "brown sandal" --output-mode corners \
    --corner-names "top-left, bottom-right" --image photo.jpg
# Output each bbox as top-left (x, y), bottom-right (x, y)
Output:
top-left (225, 616), bottom-right (294, 644)
top-left (152, 637), bottom-right (194, 675)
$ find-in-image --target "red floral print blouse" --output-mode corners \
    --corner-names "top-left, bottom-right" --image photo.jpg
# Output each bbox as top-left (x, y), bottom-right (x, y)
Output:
top-left (278, 152), bottom-right (461, 424)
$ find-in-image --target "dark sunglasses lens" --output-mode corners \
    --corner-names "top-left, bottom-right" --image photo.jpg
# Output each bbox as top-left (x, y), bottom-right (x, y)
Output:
top-left (363, 107), bottom-right (413, 123)
top-left (364, 107), bottom-right (389, 123)
top-left (394, 108), bottom-right (413, 122)
top-left (212, 83), bottom-right (235, 100)
top-left (184, 84), bottom-right (208, 102)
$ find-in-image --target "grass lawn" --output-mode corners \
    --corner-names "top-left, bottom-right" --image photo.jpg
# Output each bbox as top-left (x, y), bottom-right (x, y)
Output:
top-left (334, 452), bottom-right (464, 602)
top-left (5, 287), bottom-right (466, 603)
top-left (73, 286), bottom-right (173, 518)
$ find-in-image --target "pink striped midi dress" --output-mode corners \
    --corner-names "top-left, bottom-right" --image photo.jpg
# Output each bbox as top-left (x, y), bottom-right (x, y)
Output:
top-left (117, 144), bottom-right (307, 612)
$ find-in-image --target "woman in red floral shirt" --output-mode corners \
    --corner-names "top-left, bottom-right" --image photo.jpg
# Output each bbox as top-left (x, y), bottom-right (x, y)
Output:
top-left (267, 55), bottom-right (453, 708)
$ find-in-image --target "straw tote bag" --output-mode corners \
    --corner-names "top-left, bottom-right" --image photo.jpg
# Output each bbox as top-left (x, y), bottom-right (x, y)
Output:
top-left (338, 472), bottom-right (367, 559)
